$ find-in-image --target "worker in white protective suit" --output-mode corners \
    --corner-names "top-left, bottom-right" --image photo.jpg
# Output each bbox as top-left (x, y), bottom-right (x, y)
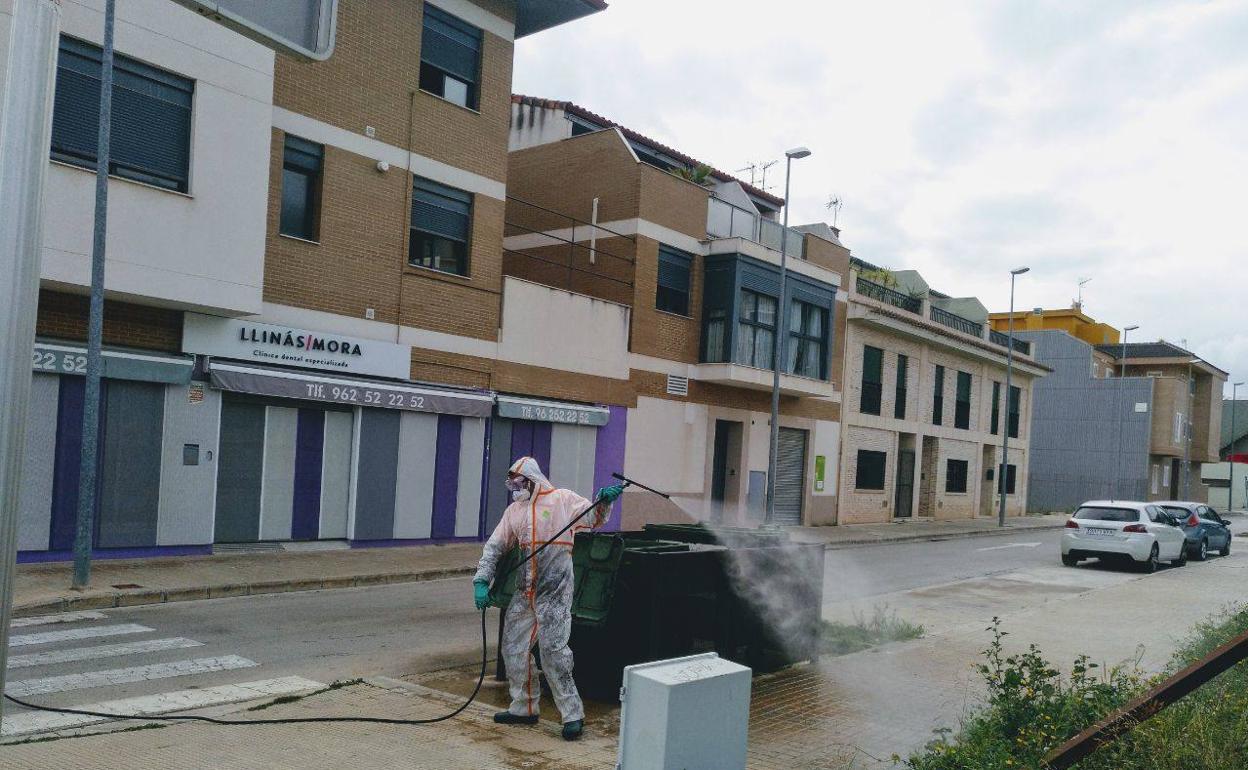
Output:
top-left (473, 456), bottom-right (623, 741)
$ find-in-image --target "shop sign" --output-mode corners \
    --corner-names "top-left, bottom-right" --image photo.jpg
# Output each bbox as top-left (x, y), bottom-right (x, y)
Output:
top-left (496, 396), bottom-right (610, 426)
top-left (183, 314), bottom-right (411, 380)
top-left (814, 455), bottom-right (826, 492)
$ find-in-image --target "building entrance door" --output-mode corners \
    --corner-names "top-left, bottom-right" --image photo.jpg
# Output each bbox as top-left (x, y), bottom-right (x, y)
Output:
top-left (894, 450), bottom-right (915, 518)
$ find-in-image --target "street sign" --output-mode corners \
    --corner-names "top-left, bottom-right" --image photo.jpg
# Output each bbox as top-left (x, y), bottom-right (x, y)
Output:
top-left (168, 0), bottom-right (337, 61)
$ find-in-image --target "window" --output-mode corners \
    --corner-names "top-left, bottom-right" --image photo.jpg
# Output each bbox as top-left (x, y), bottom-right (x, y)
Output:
top-left (933, 365), bottom-right (945, 426)
top-left (895, 354), bottom-right (908, 419)
top-left (855, 450), bottom-right (887, 490)
top-left (990, 381), bottom-right (1001, 435)
top-left (736, 290), bottom-right (777, 369)
top-left (1074, 506), bottom-right (1139, 523)
top-left (1162, 464), bottom-right (1172, 488)
top-left (51, 36), bottom-right (194, 192)
top-left (1173, 413), bottom-right (1184, 444)
top-left (1007, 385), bottom-right (1021, 438)
top-left (420, 5), bottom-right (482, 109)
top-left (1151, 464), bottom-right (1161, 494)
top-left (945, 459), bottom-right (969, 493)
top-left (409, 176), bottom-right (472, 275)
top-left (860, 345), bottom-right (883, 415)
top-left (787, 300), bottom-right (827, 379)
top-left (656, 245), bottom-right (692, 316)
top-left (955, 371), bottom-right (972, 430)
top-left (997, 463), bottom-right (1018, 495)
top-left (279, 135), bottom-right (323, 241)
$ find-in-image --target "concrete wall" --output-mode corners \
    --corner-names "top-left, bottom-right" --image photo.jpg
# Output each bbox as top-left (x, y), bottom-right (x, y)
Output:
top-left (34, 0), bottom-right (273, 315)
top-left (1021, 330), bottom-right (1153, 511)
top-left (498, 277), bottom-right (631, 380)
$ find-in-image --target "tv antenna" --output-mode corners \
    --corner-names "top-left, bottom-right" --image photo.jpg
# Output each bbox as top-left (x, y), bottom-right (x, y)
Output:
top-left (735, 159), bottom-right (778, 191)
top-left (1076, 277), bottom-right (1091, 309)
top-left (825, 195), bottom-right (843, 226)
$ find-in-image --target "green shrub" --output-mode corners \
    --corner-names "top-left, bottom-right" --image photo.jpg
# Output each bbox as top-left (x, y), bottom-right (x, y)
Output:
top-left (903, 608), bottom-right (1248, 769)
top-left (820, 606), bottom-right (924, 656)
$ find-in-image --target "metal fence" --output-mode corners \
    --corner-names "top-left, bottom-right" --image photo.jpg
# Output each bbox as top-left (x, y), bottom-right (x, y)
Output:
top-left (856, 277), bottom-right (922, 313)
top-left (989, 329), bottom-right (1032, 356)
top-left (930, 305), bottom-right (984, 338)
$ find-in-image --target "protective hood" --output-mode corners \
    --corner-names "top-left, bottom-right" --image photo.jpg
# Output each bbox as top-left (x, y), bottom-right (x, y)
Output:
top-left (508, 456), bottom-right (554, 494)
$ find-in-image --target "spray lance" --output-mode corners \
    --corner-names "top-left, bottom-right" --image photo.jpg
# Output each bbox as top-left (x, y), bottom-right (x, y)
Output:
top-left (3, 473), bottom-right (670, 728)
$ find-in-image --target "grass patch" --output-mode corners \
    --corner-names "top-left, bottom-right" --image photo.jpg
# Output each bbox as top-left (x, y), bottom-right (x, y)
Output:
top-left (902, 606), bottom-right (1248, 769)
top-left (820, 606), bottom-right (925, 656)
top-left (246, 678), bottom-right (365, 711)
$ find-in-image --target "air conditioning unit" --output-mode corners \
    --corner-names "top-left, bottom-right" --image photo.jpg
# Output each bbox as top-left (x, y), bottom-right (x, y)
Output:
top-left (666, 374), bottom-right (689, 397)
top-left (617, 653), bottom-right (751, 770)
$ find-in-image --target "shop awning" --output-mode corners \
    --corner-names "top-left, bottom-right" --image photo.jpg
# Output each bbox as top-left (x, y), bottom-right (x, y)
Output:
top-left (208, 362), bottom-right (494, 418)
top-left (495, 395), bottom-right (610, 426)
top-left (32, 342), bottom-right (193, 384)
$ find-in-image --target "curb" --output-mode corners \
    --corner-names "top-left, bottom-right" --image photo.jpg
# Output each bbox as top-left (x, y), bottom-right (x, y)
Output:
top-left (817, 520), bottom-right (1066, 551)
top-left (12, 566), bottom-right (477, 618)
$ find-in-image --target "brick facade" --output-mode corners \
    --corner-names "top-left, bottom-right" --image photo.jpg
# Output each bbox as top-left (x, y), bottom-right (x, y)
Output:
top-left (35, 290), bottom-right (182, 352)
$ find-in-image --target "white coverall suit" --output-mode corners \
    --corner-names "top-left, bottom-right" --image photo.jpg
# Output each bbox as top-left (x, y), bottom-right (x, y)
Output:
top-left (474, 458), bottom-right (610, 723)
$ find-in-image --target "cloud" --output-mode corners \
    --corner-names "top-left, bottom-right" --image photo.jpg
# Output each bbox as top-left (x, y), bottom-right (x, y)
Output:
top-left (514, 0), bottom-right (1248, 387)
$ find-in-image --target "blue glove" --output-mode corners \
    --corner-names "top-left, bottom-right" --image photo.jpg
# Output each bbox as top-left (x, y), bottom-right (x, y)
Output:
top-left (598, 484), bottom-right (625, 504)
top-left (473, 580), bottom-right (489, 610)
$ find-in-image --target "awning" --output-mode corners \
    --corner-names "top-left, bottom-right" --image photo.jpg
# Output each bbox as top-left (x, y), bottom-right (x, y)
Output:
top-left (209, 362), bottom-right (494, 418)
top-left (32, 342), bottom-right (193, 384)
top-left (495, 395), bottom-right (610, 426)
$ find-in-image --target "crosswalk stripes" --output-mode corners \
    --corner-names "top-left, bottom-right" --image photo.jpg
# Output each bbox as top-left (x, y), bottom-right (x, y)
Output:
top-left (3, 609), bottom-right (326, 739)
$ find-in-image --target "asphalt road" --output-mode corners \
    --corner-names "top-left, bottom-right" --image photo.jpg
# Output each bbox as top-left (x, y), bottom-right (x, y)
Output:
top-left (3, 524), bottom-right (1235, 729)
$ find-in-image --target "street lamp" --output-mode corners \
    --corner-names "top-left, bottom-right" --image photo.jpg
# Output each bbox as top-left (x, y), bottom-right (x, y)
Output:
top-left (764, 146), bottom-right (811, 526)
top-left (1232, 381), bottom-right (1244, 512)
top-left (998, 266), bottom-right (1029, 527)
top-left (1114, 324), bottom-right (1140, 500)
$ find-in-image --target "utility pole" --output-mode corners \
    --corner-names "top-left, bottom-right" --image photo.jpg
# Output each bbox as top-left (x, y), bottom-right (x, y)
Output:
top-left (0, 0), bottom-right (63, 717)
top-left (72, 0), bottom-right (117, 589)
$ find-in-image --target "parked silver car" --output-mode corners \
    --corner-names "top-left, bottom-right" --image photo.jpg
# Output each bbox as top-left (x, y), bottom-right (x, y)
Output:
top-left (1061, 501), bottom-right (1187, 572)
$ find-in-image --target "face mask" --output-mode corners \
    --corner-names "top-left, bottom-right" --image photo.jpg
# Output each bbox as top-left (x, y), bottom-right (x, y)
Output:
top-left (506, 476), bottom-right (530, 502)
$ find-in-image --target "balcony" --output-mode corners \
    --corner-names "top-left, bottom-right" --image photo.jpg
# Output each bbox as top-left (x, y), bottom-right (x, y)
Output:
top-left (694, 362), bottom-right (838, 399)
top-left (989, 329), bottom-right (1032, 356)
top-left (707, 197), bottom-right (804, 259)
top-left (930, 305), bottom-right (983, 338)
top-left (856, 277), bottom-right (922, 314)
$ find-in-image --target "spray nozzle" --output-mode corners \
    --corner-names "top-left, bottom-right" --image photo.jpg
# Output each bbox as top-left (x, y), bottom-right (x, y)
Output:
top-left (611, 472), bottom-right (671, 499)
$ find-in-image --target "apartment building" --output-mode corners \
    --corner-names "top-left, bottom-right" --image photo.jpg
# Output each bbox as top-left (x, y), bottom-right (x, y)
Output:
top-left (991, 309), bottom-right (1228, 510)
top-left (9, 0), bottom-right (608, 560)
top-left (506, 96), bottom-right (849, 527)
top-left (838, 261), bottom-right (1047, 524)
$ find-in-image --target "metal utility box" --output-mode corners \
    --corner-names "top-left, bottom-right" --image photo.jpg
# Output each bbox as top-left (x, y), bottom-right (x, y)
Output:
top-left (617, 653), bottom-right (751, 770)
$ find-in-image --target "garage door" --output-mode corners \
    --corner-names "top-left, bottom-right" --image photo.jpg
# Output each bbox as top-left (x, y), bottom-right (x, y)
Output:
top-left (773, 427), bottom-right (807, 526)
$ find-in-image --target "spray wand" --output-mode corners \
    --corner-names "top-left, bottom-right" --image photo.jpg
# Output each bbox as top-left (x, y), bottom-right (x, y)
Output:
top-left (3, 473), bottom-right (671, 729)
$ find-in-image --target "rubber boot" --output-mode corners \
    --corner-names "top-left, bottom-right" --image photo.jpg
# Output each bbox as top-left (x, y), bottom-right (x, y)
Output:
top-left (494, 711), bottom-right (539, 726)
top-left (562, 719), bottom-right (584, 741)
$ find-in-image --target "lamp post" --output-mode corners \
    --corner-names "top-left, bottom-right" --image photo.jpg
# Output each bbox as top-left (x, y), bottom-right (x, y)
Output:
top-left (1232, 381), bottom-right (1244, 512)
top-left (998, 266), bottom-right (1028, 527)
top-left (1114, 325), bottom-right (1140, 499)
top-left (764, 146), bottom-right (811, 526)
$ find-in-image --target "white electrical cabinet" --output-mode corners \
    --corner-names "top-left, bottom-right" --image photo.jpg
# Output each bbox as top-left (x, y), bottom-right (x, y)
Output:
top-left (616, 653), bottom-right (752, 770)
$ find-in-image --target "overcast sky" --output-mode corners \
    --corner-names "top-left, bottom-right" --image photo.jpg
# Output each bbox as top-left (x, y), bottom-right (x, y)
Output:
top-left (515, 0), bottom-right (1247, 396)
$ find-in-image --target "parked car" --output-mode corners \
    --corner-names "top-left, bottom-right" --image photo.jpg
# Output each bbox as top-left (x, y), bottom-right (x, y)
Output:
top-left (1159, 502), bottom-right (1233, 560)
top-left (1061, 501), bottom-right (1187, 572)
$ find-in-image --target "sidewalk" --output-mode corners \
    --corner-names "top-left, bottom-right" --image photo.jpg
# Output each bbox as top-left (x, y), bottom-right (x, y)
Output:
top-left (787, 512), bottom-right (1068, 549)
top-left (12, 543), bottom-right (482, 618)
top-left (12, 515), bottom-right (1067, 618)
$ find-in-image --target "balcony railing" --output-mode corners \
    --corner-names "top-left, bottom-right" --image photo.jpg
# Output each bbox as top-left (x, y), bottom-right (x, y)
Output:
top-left (930, 305), bottom-right (983, 338)
top-left (707, 197), bottom-right (804, 259)
top-left (989, 329), bottom-right (1032, 356)
top-left (856, 277), bottom-right (922, 314)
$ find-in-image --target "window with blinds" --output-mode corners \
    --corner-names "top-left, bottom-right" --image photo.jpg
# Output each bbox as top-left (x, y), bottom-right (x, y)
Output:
top-left (656, 245), bottom-right (692, 316)
top-left (51, 36), bottom-right (194, 193)
top-left (945, 459), bottom-right (969, 493)
top-left (933, 365), bottom-right (945, 426)
top-left (955, 370), bottom-right (972, 429)
top-left (409, 176), bottom-right (472, 276)
top-left (420, 5), bottom-right (482, 109)
top-left (860, 345), bottom-right (883, 415)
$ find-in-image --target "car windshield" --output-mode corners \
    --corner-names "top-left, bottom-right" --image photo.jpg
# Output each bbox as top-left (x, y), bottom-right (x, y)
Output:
top-left (1074, 507), bottom-right (1140, 522)
top-left (1161, 506), bottom-right (1190, 519)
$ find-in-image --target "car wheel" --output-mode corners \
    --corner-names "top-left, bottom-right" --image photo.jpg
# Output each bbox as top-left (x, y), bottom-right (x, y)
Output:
top-left (1219, 536), bottom-right (1232, 557)
top-left (1196, 538), bottom-right (1208, 561)
top-left (1062, 554), bottom-right (1079, 567)
top-left (1141, 544), bottom-right (1159, 574)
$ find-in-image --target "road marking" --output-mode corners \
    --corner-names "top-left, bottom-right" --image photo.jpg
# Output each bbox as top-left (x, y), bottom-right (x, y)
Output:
top-left (10, 611), bottom-right (108, 628)
top-left (8, 624), bottom-right (153, 648)
top-left (5, 655), bottom-right (258, 697)
top-left (8, 621), bottom-right (152, 643)
top-left (0, 676), bottom-right (326, 738)
top-left (977, 542), bottom-right (1043, 552)
top-left (7, 638), bottom-right (204, 670)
